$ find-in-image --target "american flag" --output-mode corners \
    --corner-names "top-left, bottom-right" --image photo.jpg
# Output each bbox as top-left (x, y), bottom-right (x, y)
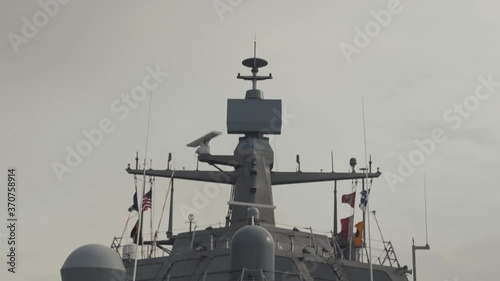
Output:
top-left (142, 190), bottom-right (152, 211)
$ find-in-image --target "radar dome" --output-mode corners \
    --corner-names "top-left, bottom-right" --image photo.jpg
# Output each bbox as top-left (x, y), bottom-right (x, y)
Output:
top-left (61, 244), bottom-right (126, 281)
top-left (247, 206), bottom-right (260, 224)
top-left (231, 225), bottom-right (274, 280)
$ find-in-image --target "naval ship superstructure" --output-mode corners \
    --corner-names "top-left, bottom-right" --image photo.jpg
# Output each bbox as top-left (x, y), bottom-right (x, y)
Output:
top-left (61, 51), bottom-right (418, 281)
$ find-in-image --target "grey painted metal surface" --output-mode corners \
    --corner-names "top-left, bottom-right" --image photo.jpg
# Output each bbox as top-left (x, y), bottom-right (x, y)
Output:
top-left (61, 244), bottom-right (126, 281)
top-left (63, 53), bottom-right (412, 281)
top-left (227, 99), bottom-right (282, 134)
top-left (231, 225), bottom-right (275, 280)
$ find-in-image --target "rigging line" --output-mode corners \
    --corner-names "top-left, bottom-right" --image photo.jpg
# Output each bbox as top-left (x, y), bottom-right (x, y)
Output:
top-left (118, 212), bottom-right (133, 248)
top-left (372, 211), bottom-right (386, 244)
top-left (362, 96), bottom-right (374, 281)
top-left (155, 172), bottom-right (175, 237)
top-left (133, 92), bottom-right (154, 281)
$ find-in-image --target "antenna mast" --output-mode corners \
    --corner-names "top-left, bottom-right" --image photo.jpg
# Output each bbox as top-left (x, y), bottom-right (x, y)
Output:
top-left (237, 38), bottom-right (272, 93)
top-left (167, 174), bottom-right (175, 238)
top-left (132, 93), bottom-right (154, 281)
top-left (424, 174), bottom-right (429, 245)
top-left (252, 38), bottom-right (257, 90)
top-left (332, 151), bottom-right (338, 237)
top-left (361, 97), bottom-right (374, 281)
top-left (411, 174), bottom-right (431, 281)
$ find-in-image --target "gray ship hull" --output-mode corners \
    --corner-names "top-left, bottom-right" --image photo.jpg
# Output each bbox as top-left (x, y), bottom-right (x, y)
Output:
top-left (123, 225), bottom-right (408, 281)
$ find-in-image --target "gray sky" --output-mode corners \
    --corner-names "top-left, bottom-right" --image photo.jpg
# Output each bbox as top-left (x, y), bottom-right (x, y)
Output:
top-left (1, 1), bottom-right (499, 280)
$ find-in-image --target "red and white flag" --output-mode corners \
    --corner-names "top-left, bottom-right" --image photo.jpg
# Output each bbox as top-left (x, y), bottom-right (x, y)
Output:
top-left (341, 192), bottom-right (356, 208)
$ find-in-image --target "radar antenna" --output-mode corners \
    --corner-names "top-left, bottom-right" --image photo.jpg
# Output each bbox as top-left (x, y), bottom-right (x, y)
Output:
top-left (186, 131), bottom-right (222, 155)
top-left (237, 39), bottom-right (272, 90)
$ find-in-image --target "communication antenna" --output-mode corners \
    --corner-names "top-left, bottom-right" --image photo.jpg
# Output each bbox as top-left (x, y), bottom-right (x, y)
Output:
top-left (330, 151), bottom-right (334, 172)
top-left (133, 92), bottom-right (154, 281)
top-left (187, 214), bottom-right (195, 233)
top-left (411, 174), bottom-right (431, 281)
top-left (167, 152), bottom-right (172, 170)
top-left (332, 151), bottom-right (338, 237)
top-left (166, 170), bottom-right (175, 238)
top-left (361, 96), bottom-right (374, 281)
top-left (424, 174), bottom-right (429, 245)
top-left (237, 38), bottom-right (272, 91)
top-left (253, 35), bottom-right (257, 65)
top-left (296, 154), bottom-right (301, 172)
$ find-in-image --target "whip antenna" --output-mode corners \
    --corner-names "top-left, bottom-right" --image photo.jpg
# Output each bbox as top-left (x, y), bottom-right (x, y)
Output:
top-left (133, 92), bottom-right (154, 281)
top-left (361, 96), bottom-right (374, 281)
top-left (424, 174), bottom-right (429, 245)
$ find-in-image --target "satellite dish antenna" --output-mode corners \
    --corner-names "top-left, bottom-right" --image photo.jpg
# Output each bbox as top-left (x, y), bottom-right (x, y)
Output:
top-left (186, 131), bottom-right (222, 155)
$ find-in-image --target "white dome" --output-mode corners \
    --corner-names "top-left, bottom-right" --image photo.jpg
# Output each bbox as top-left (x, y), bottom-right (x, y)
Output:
top-left (62, 244), bottom-right (125, 271)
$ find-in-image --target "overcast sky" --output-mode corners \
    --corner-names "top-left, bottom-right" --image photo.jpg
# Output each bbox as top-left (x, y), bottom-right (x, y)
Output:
top-left (1, 1), bottom-right (499, 281)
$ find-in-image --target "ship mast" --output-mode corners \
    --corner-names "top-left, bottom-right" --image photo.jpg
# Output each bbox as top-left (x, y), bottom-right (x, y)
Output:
top-left (125, 44), bottom-right (383, 227)
top-left (332, 151), bottom-right (338, 236)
